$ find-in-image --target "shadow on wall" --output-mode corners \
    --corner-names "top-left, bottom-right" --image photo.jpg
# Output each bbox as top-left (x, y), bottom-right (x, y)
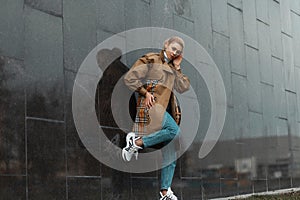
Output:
top-left (95, 47), bottom-right (139, 150)
top-left (95, 47), bottom-right (136, 199)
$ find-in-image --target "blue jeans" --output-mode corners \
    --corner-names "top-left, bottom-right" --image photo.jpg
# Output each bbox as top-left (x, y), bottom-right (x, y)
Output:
top-left (142, 112), bottom-right (180, 190)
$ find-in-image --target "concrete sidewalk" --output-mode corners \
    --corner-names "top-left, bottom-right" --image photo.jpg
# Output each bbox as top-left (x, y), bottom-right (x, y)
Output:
top-left (210, 187), bottom-right (300, 200)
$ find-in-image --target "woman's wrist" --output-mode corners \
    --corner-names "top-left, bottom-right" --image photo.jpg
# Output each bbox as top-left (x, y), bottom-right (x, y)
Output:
top-left (145, 91), bottom-right (151, 97)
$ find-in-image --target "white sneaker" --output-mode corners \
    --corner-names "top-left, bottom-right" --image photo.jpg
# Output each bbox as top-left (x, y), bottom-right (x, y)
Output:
top-left (159, 188), bottom-right (178, 200)
top-left (122, 132), bottom-right (142, 162)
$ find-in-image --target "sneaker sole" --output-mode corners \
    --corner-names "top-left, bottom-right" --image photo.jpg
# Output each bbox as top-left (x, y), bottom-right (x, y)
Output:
top-left (122, 132), bottom-right (136, 162)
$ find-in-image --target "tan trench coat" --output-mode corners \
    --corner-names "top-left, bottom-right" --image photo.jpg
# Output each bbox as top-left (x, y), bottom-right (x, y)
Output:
top-left (124, 50), bottom-right (190, 136)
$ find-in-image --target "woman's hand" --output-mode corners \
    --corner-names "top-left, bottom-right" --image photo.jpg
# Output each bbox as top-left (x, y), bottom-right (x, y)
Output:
top-left (173, 54), bottom-right (183, 70)
top-left (144, 92), bottom-right (155, 109)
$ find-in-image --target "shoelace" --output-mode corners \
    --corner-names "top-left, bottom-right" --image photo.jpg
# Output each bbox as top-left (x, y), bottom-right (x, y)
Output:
top-left (161, 192), bottom-right (175, 200)
top-left (125, 136), bottom-right (141, 153)
top-left (162, 196), bottom-right (172, 200)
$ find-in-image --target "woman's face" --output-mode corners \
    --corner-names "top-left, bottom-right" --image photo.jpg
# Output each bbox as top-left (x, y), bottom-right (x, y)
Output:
top-left (165, 42), bottom-right (183, 60)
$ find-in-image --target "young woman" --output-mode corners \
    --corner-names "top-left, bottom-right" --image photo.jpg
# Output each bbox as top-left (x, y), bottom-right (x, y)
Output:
top-left (122, 36), bottom-right (190, 200)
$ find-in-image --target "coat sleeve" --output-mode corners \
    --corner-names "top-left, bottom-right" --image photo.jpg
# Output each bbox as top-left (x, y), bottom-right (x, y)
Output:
top-left (173, 69), bottom-right (190, 93)
top-left (124, 57), bottom-right (149, 96)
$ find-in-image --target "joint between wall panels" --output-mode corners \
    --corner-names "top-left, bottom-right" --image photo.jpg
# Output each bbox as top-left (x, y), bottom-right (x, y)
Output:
top-left (66, 176), bottom-right (102, 179)
top-left (180, 177), bottom-right (203, 180)
top-left (245, 43), bottom-right (259, 51)
top-left (231, 71), bottom-right (247, 79)
top-left (131, 176), bottom-right (159, 179)
top-left (0, 174), bottom-right (27, 177)
top-left (220, 177), bottom-right (238, 181)
top-left (260, 81), bottom-right (274, 88)
top-left (285, 89), bottom-right (296, 94)
top-left (173, 13), bottom-right (195, 23)
top-left (26, 116), bottom-right (65, 124)
top-left (97, 25), bottom-right (119, 36)
top-left (227, 3), bottom-right (242, 12)
top-left (291, 10), bottom-right (300, 17)
top-left (277, 116), bottom-right (288, 121)
top-left (281, 31), bottom-right (293, 38)
top-left (212, 30), bottom-right (230, 39)
top-left (248, 109), bottom-right (263, 115)
top-left (24, 4), bottom-right (62, 18)
top-left (271, 55), bottom-right (284, 61)
top-left (257, 18), bottom-right (270, 27)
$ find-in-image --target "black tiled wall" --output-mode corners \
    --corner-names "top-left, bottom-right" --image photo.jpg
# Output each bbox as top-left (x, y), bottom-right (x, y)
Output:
top-left (1, 0), bottom-right (300, 199)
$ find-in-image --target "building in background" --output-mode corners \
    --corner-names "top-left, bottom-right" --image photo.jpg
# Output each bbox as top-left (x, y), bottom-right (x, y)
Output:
top-left (1, 0), bottom-right (300, 199)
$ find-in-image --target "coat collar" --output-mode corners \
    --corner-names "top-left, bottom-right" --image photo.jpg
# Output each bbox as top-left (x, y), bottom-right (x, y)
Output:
top-left (160, 50), bottom-right (175, 66)
top-left (158, 50), bottom-right (175, 73)
top-left (163, 51), bottom-right (170, 63)
top-left (159, 50), bottom-right (166, 63)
